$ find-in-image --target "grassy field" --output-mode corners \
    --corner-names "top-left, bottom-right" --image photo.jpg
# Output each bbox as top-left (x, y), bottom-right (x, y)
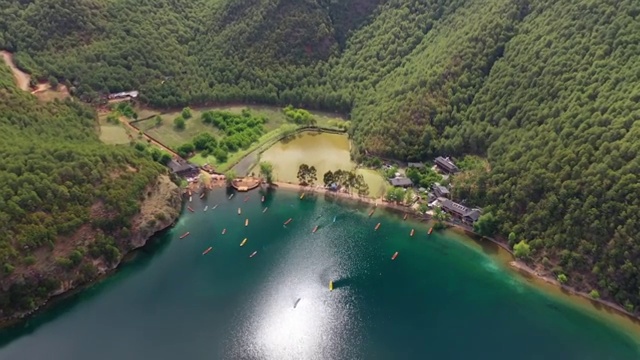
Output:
top-left (134, 104), bottom-right (347, 171)
top-left (98, 114), bottom-right (131, 144)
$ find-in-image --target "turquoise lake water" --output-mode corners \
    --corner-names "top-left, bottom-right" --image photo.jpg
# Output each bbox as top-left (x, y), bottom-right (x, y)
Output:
top-left (0, 188), bottom-right (638, 360)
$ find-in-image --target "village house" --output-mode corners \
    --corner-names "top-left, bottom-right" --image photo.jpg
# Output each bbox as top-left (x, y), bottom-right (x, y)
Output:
top-left (435, 156), bottom-right (459, 174)
top-left (108, 90), bottom-right (139, 100)
top-left (389, 177), bottom-right (413, 188)
top-left (439, 198), bottom-right (481, 225)
top-left (167, 158), bottom-right (199, 178)
top-left (433, 184), bottom-right (450, 198)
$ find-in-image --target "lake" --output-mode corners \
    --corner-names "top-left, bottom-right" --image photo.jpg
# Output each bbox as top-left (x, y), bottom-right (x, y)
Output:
top-left (254, 132), bottom-right (387, 196)
top-left (0, 189), bottom-right (638, 360)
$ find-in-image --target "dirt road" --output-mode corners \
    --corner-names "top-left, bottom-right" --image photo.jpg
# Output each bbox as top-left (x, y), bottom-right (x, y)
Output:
top-left (1, 51), bottom-right (31, 91)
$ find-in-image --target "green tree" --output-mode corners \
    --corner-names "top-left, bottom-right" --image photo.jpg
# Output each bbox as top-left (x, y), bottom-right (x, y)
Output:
top-left (384, 187), bottom-right (405, 203)
top-left (557, 273), bottom-right (568, 284)
top-left (159, 152), bottom-right (172, 165)
top-left (297, 164), bottom-right (315, 185)
top-left (589, 290), bottom-right (600, 299)
top-left (213, 148), bottom-right (228, 163)
top-left (154, 115), bottom-right (163, 127)
top-left (259, 161), bottom-right (274, 184)
top-left (513, 240), bottom-right (531, 259)
top-left (48, 75), bottom-right (58, 89)
top-left (181, 107), bottom-right (192, 119)
top-left (176, 143), bottom-right (195, 158)
top-left (354, 174), bottom-right (369, 196)
top-left (224, 170), bottom-right (236, 187)
top-left (323, 170), bottom-right (334, 187)
top-left (433, 207), bottom-right (451, 229)
top-left (174, 116), bottom-right (186, 130)
top-left (474, 212), bottom-right (499, 237)
top-left (508, 232), bottom-right (517, 246)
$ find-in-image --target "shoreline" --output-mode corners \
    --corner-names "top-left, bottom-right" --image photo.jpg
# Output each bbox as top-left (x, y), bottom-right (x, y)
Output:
top-left (271, 181), bottom-right (640, 324)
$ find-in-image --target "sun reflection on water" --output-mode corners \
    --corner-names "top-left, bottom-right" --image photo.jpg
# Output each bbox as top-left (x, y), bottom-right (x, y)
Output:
top-left (228, 227), bottom-right (363, 360)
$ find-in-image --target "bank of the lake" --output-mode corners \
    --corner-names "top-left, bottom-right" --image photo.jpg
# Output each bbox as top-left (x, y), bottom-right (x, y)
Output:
top-left (0, 188), bottom-right (638, 360)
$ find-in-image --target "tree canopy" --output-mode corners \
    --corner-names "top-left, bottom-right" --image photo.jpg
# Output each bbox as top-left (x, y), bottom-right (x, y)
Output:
top-left (1, 0), bottom-right (639, 312)
top-left (0, 62), bottom-right (165, 315)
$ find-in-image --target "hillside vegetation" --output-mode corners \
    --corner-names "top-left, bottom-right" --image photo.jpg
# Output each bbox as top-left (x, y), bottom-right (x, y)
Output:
top-left (0, 62), bottom-right (172, 317)
top-left (1, 0), bottom-right (639, 312)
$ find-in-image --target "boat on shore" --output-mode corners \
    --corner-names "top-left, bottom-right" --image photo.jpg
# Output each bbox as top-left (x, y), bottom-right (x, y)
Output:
top-left (187, 206), bottom-right (194, 213)
top-left (428, 227), bottom-right (433, 235)
top-left (391, 251), bottom-right (399, 260)
top-left (228, 193), bottom-right (234, 200)
top-left (312, 225), bottom-right (318, 233)
top-left (222, 229), bottom-right (226, 235)
top-left (238, 207), bottom-right (241, 215)
top-left (180, 232), bottom-right (190, 239)
top-left (204, 205), bottom-right (208, 212)
top-left (245, 219), bottom-right (249, 227)
top-left (329, 280), bottom-right (333, 291)
top-left (262, 207), bottom-right (268, 213)
top-left (410, 229), bottom-right (415, 237)
top-left (284, 218), bottom-right (292, 225)
top-left (202, 247), bottom-right (213, 255)
top-left (249, 251), bottom-right (257, 258)
top-left (375, 223), bottom-right (381, 231)
top-left (240, 238), bottom-right (247, 247)
top-left (300, 193), bottom-right (305, 199)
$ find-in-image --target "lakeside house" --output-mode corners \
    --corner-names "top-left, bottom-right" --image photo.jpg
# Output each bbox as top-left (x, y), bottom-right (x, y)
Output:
top-left (433, 184), bottom-right (450, 198)
top-left (390, 177), bottom-right (413, 188)
top-left (435, 156), bottom-right (459, 174)
top-left (167, 158), bottom-right (199, 178)
top-left (439, 198), bottom-right (481, 225)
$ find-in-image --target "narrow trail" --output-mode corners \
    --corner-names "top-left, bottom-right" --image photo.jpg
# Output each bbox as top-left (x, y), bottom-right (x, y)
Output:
top-left (1, 51), bottom-right (30, 91)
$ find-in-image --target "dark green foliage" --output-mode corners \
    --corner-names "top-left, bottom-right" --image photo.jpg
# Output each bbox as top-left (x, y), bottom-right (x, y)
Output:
top-left (1, 0), bottom-right (639, 311)
top-left (180, 110), bottom-right (265, 162)
top-left (283, 105), bottom-right (316, 125)
top-left (406, 167), bottom-right (442, 189)
top-left (0, 62), bottom-right (164, 315)
top-left (173, 116), bottom-right (186, 130)
top-left (297, 164), bottom-right (317, 186)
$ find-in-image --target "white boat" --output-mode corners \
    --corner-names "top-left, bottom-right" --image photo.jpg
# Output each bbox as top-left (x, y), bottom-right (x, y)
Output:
top-left (204, 206), bottom-right (208, 212)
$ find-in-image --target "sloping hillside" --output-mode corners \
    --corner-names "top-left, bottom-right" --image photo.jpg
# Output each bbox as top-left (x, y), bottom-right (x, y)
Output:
top-left (0, 63), bottom-right (181, 320)
top-left (449, 0), bottom-right (640, 310)
top-left (1, 0), bottom-right (639, 312)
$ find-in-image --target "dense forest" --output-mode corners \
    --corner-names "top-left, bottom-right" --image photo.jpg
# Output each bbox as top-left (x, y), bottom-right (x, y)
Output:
top-left (0, 62), bottom-right (168, 315)
top-left (1, 0), bottom-right (639, 312)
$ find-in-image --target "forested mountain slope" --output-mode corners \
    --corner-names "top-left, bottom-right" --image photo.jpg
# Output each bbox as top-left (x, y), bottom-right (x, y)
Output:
top-left (450, 0), bottom-right (640, 311)
top-left (1, 0), bottom-right (639, 312)
top-left (0, 63), bottom-right (179, 318)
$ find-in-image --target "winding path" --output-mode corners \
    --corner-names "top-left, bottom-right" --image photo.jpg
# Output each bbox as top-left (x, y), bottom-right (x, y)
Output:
top-left (1, 51), bottom-right (30, 91)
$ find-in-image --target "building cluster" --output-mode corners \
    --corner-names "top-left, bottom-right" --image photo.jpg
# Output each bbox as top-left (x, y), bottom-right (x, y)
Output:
top-left (386, 156), bottom-right (481, 225)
